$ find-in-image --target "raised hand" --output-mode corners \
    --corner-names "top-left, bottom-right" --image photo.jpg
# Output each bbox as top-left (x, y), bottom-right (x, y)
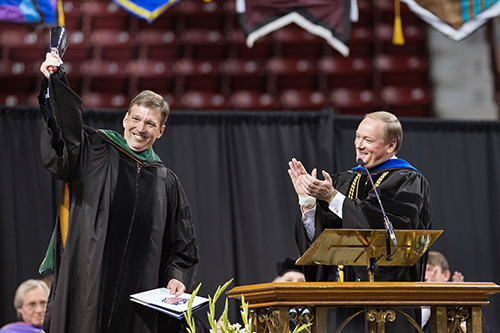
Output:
top-left (288, 158), bottom-right (312, 196)
top-left (303, 169), bottom-right (335, 202)
top-left (40, 52), bottom-right (63, 79)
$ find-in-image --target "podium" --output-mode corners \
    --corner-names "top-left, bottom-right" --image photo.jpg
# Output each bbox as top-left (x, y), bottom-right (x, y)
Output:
top-left (226, 282), bottom-right (500, 333)
top-left (226, 229), bottom-right (500, 332)
top-left (296, 228), bottom-right (442, 282)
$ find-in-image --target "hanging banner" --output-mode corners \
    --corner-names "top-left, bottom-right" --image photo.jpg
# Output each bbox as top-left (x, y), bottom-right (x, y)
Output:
top-left (236, 0), bottom-right (353, 57)
top-left (112, 0), bottom-right (180, 23)
top-left (0, 0), bottom-right (57, 24)
top-left (401, 0), bottom-right (500, 41)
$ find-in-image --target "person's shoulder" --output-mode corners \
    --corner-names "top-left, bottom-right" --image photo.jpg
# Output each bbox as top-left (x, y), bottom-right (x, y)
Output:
top-left (162, 167), bottom-right (182, 186)
top-left (336, 169), bottom-right (358, 178)
top-left (390, 166), bottom-right (427, 180)
top-left (0, 322), bottom-right (41, 333)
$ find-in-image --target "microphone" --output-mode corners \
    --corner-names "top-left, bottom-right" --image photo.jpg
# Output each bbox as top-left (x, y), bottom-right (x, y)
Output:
top-left (357, 158), bottom-right (397, 260)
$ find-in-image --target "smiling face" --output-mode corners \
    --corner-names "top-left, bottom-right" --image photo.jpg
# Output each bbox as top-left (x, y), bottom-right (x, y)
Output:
top-left (123, 105), bottom-right (165, 152)
top-left (17, 286), bottom-right (48, 327)
top-left (355, 117), bottom-right (397, 169)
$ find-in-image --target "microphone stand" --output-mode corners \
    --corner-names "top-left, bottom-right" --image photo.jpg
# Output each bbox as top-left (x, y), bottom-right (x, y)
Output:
top-left (357, 158), bottom-right (397, 261)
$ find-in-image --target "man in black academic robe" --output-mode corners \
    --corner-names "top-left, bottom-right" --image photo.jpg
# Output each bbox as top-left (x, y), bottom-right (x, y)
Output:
top-left (38, 52), bottom-right (199, 332)
top-left (288, 111), bottom-right (432, 332)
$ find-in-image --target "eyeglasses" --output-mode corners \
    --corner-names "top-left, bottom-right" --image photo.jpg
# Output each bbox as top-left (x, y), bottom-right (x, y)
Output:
top-left (22, 301), bottom-right (47, 311)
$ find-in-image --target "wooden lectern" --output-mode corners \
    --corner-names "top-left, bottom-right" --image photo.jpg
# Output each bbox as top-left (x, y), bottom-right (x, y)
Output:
top-left (226, 229), bottom-right (500, 333)
top-left (227, 281), bottom-right (500, 333)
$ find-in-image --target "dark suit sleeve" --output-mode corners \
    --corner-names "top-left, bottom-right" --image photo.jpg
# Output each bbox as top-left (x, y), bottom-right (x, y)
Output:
top-left (160, 170), bottom-right (199, 292)
top-left (38, 67), bottom-right (84, 182)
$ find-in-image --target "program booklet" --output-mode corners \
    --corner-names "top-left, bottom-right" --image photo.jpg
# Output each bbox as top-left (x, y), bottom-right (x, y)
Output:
top-left (130, 288), bottom-right (209, 319)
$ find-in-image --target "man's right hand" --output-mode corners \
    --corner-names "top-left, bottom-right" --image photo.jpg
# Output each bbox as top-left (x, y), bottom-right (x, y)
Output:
top-left (40, 52), bottom-right (63, 79)
top-left (288, 158), bottom-right (316, 197)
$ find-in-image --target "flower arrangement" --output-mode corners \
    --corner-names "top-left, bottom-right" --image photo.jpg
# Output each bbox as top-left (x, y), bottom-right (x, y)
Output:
top-left (184, 279), bottom-right (312, 333)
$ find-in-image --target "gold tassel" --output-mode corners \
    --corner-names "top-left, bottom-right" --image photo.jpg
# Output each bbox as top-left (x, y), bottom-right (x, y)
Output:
top-left (60, 182), bottom-right (70, 249)
top-left (392, 0), bottom-right (405, 45)
top-left (338, 265), bottom-right (344, 282)
top-left (57, 0), bottom-right (65, 27)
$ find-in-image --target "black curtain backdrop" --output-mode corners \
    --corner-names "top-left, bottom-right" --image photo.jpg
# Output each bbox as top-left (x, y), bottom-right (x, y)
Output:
top-left (1, 106), bottom-right (499, 331)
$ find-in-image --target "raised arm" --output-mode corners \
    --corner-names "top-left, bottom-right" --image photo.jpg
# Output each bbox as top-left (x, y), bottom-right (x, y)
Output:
top-left (38, 52), bottom-right (84, 181)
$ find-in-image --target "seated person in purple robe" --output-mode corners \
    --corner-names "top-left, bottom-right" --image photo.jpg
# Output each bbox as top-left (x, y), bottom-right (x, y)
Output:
top-left (0, 279), bottom-right (49, 333)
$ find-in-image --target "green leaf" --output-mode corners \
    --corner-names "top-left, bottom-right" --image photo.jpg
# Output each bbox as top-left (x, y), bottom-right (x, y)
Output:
top-left (185, 278), bottom-right (235, 333)
top-left (292, 322), bottom-right (313, 333)
top-left (183, 282), bottom-right (202, 333)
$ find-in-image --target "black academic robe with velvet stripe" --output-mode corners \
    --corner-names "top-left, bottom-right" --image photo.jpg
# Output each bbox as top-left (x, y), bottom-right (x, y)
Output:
top-left (295, 163), bottom-right (432, 332)
top-left (38, 68), bottom-right (199, 333)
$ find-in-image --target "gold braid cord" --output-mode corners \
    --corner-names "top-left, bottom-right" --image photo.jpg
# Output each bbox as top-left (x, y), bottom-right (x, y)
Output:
top-left (348, 171), bottom-right (389, 200)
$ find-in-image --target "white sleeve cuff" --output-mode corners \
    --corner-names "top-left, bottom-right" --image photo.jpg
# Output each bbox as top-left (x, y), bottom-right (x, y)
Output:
top-left (328, 191), bottom-right (345, 218)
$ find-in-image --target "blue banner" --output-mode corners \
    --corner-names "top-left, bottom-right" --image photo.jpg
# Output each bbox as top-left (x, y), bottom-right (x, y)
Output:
top-left (112, 0), bottom-right (180, 23)
top-left (0, 0), bottom-right (57, 24)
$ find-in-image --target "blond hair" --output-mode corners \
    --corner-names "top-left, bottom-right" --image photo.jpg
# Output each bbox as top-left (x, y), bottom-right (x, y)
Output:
top-left (365, 111), bottom-right (403, 153)
top-left (129, 90), bottom-right (170, 125)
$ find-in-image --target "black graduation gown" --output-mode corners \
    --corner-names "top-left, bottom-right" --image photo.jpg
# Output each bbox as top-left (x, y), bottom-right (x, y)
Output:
top-left (295, 164), bottom-right (432, 332)
top-left (38, 68), bottom-right (199, 333)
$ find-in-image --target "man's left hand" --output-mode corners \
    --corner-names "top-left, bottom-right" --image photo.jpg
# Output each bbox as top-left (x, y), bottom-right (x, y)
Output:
top-left (304, 170), bottom-right (335, 202)
top-left (167, 279), bottom-right (185, 296)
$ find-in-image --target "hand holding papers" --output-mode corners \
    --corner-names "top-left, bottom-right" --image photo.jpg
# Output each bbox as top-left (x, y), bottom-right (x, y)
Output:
top-left (130, 288), bottom-right (209, 319)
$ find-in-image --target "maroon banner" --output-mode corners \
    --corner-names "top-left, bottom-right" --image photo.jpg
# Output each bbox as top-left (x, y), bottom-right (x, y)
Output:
top-left (237, 0), bottom-right (352, 56)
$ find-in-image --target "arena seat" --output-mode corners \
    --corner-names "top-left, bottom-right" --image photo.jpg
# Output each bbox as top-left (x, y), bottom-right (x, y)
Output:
top-left (180, 90), bottom-right (230, 110)
top-left (348, 25), bottom-right (374, 57)
top-left (271, 25), bottom-right (324, 58)
top-left (135, 5), bottom-right (177, 31)
top-left (61, 1), bottom-right (83, 32)
top-left (219, 59), bottom-right (267, 94)
top-left (81, 1), bottom-right (131, 33)
top-left (230, 90), bottom-right (280, 110)
top-left (136, 30), bottom-right (180, 61)
top-left (176, 0), bottom-right (226, 31)
top-left (266, 57), bottom-right (318, 93)
top-left (373, 0), bottom-right (424, 25)
top-left (373, 54), bottom-right (429, 87)
top-left (81, 91), bottom-right (131, 109)
top-left (329, 88), bottom-right (381, 115)
top-left (80, 60), bottom-right (129, 93)
top-left (226, 30), bottom-right (273, 60)
top-left (181, 29), bottom-right (227, 60)
top-left (1, 30), bottom-right (45, 63)
top-left (318, 56), bottom-right (373, 90)
top-left (128, 60), bottom-right (174, 96)
top-left (0, 60), bottom-right (37, 93)
top-left (63, 31), bottom-right (92, 62)
top-left (172, 59), bottom-right (220, 94)
top-left (355, 0), bottom-right (374, 27)
top-left (280, 90), bottom-right (327, 111)
top-left (380, 85), bottom-right (432, 117)
top-left (374, 23), bottom-right (427, 55)
top-left (90, 29), bottom-right (137, 61)
top-left (0, 93), bottom-right (28, 106)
